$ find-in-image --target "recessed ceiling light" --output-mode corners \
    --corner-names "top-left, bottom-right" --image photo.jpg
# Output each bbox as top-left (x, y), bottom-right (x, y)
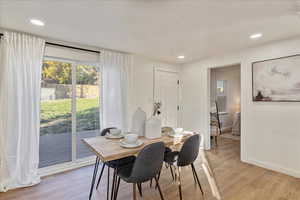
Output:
top-left (30, 19), bottom-right (45, 26)
top-left (177, 55), bottom-right (185, 59)
top-left (250, 33), bottom-right (262, 39)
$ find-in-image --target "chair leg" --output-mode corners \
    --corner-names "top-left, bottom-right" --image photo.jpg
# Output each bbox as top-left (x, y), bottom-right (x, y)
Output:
top-left (137, 183), bottom-right (143, 197)
top-left (173, 165), bottom-right (177, 181)
top-left (154, 177), bottom-right (165, 200)
top-left (191, 163), bottom-right (204, 195)
top-left (177, 166), bottom-right (183, 200)
top-left (158, 169), bottom-right (162, 180)
top-left (107, 167), bottom-right (110, 200)
top-left (169, 165), bottom-right (175, 181)
top-left (165, 163), bottom-right (169, 168)
top-left (89, 157), bottom-right (100, 200)
top-left (96, 163), bottom-right (106, 189)
top-left (155, 170), bottom-right (162, 189)
top-left (133, 183), bottom-right (137, 200)
top-left (114, 177), bottom-right (121, 200)
top-left (191, 165), bottom-right (197, 184)
top-left (111, 169), bottom-right (117, 200)
top-left (215, 136), bottom-right (218, 147)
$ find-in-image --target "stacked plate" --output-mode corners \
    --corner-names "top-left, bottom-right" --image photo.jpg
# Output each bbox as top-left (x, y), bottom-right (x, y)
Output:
top-left (120, 133), bottom-right (144, 148)
top-left (105, 133), bottom-right (124, 139)
top-left (120, 139), bottom-right (144, 148)
top-left (105, 129), bottom-right (124, 139)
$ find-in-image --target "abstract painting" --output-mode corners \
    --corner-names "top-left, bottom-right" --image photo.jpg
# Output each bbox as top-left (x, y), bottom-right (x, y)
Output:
top-left (252, 54), bottom-right (300, 102)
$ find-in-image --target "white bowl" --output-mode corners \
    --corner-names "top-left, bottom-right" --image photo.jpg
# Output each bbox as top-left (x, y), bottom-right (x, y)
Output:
top-left (175, 128), bottom-right (184, 135)
top-left (110, 129), bottom-right (121, 136)
top-left (124, 134), bottom-right (138, 144)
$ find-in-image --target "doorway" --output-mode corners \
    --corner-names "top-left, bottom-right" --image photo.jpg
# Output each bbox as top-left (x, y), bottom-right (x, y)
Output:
top-left (39, 58), bottom-right (101, 168)
top-left (154, 68), bottom-right (180, 128)
top-left (209, 64), bottom-right (241, 148)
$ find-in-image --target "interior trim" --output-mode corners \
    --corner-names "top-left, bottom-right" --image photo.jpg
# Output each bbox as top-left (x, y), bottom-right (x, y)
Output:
top-left (0, 33), bottom-right (100, 54)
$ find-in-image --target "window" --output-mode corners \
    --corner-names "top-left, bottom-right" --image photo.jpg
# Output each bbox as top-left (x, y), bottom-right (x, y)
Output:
top-left (39, 60), bottom-right (101, 168)
top-left (216, 80), bottom-right (227, 112)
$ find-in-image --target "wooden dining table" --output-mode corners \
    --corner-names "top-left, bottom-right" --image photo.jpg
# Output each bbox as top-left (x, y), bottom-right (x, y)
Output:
top-left (83, 131), bottom-right (222, 200)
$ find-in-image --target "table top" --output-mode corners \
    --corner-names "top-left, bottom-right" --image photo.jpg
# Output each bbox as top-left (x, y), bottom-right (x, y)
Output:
top-left (82, 132), bottom-right (194, 162)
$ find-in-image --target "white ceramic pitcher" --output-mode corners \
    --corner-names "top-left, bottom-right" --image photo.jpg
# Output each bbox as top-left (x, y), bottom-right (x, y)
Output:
top-left (145, 116), bottom-right (162, 139)
top-left (131, 107), bottom-right (147, 136)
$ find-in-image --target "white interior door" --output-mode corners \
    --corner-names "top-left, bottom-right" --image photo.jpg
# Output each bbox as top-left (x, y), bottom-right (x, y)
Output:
top-left (154, 68), bottom-right (179, 128)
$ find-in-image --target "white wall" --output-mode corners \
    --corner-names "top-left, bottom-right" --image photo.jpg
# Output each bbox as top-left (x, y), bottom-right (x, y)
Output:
top-left (131, 55), bottom-right (180, 119)
top-left (181, 37), bottom-right (300, 178)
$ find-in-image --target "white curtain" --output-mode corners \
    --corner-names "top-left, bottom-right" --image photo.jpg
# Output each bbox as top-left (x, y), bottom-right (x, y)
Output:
top-left (0, 32), bottom-right (45, 192)
top-left (101, 50), bottom-right (133, 131)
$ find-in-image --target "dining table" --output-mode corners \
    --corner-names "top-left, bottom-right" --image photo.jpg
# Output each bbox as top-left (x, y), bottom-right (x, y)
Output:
top-left (82, 131), bottom-right (222, 200)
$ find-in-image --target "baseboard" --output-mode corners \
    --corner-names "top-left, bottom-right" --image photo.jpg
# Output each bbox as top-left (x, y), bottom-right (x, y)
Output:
top-left (242, 158), bottom-right (300, 179)
top-left (38, 157), bottom-right (95, 177)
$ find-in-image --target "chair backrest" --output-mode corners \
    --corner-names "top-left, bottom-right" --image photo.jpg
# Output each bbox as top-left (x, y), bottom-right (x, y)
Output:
top-left (215, 101), bottom-right (222, 133)
top-left (129, 142), bottom-right (165, 183)
top-left (100, 127), bottom-right (117, 136)
top-left (210, 101), bottom-right (222, 135)
top-left (177, 134), bottom-right (200, 167)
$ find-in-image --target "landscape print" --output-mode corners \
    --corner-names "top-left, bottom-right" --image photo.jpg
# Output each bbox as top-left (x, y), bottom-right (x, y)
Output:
top-left (252, 55), bottom-right (300, 102)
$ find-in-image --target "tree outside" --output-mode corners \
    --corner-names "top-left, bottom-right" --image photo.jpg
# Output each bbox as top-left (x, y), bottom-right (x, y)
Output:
top-left (40, 61), bottom-right (100, 135)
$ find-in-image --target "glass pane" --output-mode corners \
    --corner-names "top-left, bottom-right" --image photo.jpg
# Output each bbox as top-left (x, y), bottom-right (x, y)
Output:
top-left (39, 60), bottom-right (72, 168)
top-left (76, 64), bottom-right (100, 159)
top-left (217, 80), bottom-right (226, 94)
top-left (216, 80), bottom-right (227, 112)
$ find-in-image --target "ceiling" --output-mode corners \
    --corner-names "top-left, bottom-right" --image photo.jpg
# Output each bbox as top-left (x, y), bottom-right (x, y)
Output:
top-left (1, 0), bottom-right (300, 64)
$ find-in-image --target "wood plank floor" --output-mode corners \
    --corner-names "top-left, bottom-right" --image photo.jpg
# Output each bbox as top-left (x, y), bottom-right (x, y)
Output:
top-left (1, 138), bottom-right (300, 200)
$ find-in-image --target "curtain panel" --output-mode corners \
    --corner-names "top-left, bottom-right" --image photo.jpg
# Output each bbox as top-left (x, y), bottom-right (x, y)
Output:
top-left (0, 32), bottom-right (45, 192)
top-left (100, 50), bottom-right (133, 132)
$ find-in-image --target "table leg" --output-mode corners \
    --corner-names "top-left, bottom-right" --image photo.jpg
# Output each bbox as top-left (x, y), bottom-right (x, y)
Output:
top-left (107, 166), bottom-right (110, 200)
top-left (89, 156), bottom-right (100, 200)
top-left (133, 183), bottom-right (137, 200)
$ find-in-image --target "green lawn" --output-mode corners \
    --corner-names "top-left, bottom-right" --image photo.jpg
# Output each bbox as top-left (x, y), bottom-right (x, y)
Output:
top-left (40, 98), bottom-right (100, 135)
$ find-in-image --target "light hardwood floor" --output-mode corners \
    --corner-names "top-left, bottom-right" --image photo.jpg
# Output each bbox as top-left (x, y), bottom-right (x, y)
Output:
top-left (1, 138), bottom-right (300, 200)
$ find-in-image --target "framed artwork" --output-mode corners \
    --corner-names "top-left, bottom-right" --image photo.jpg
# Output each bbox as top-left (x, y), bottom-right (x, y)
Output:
top-left (252, 54), bottom-right (300, 102)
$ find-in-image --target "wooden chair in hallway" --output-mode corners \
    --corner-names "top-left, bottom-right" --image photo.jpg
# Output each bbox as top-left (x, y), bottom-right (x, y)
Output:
top-left (210, 101), bottom-right (222, 147)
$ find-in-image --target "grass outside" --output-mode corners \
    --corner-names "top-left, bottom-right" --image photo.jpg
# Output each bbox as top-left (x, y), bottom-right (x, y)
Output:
top-left (40, 98), bottom-right (100, 135)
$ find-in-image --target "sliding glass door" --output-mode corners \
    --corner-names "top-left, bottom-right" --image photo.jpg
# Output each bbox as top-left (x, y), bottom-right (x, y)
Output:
top-left (76, 64), bottom-right (100, 159)
top-left (39, 59), bottom-right (101, 168)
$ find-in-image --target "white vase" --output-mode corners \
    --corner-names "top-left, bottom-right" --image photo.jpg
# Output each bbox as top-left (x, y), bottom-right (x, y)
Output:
top-left (145, 116), bottom-right (162, 139)
top-left (131, 107), bottom-right (147, 136)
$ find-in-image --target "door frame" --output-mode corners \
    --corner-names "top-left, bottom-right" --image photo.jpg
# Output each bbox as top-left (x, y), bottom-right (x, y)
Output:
top-left (206, 63), bottom-right (242, 150)
top-left (153, 67), bottom-right (181, 127)
top-left (39, 56), bottom-right (102, 176)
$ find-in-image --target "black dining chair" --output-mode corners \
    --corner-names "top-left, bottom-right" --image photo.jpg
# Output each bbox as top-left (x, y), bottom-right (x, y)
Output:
top-left (113, 142), bottom-right (166, 200)
top-left (95, 127), bottom-right (136, 200)
top-left (163, 134), bottom-right (204, 200)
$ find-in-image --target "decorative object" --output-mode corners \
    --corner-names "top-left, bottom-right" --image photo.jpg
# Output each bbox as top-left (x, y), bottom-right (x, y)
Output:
top-left (145, 116), bottom-right (162, 139)
top-left (252, 54), bottom-right (300, 102)
top-left (131, 107), bottom-right (147, 136)
top-left (153, 101), bottom-right (162, 116)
